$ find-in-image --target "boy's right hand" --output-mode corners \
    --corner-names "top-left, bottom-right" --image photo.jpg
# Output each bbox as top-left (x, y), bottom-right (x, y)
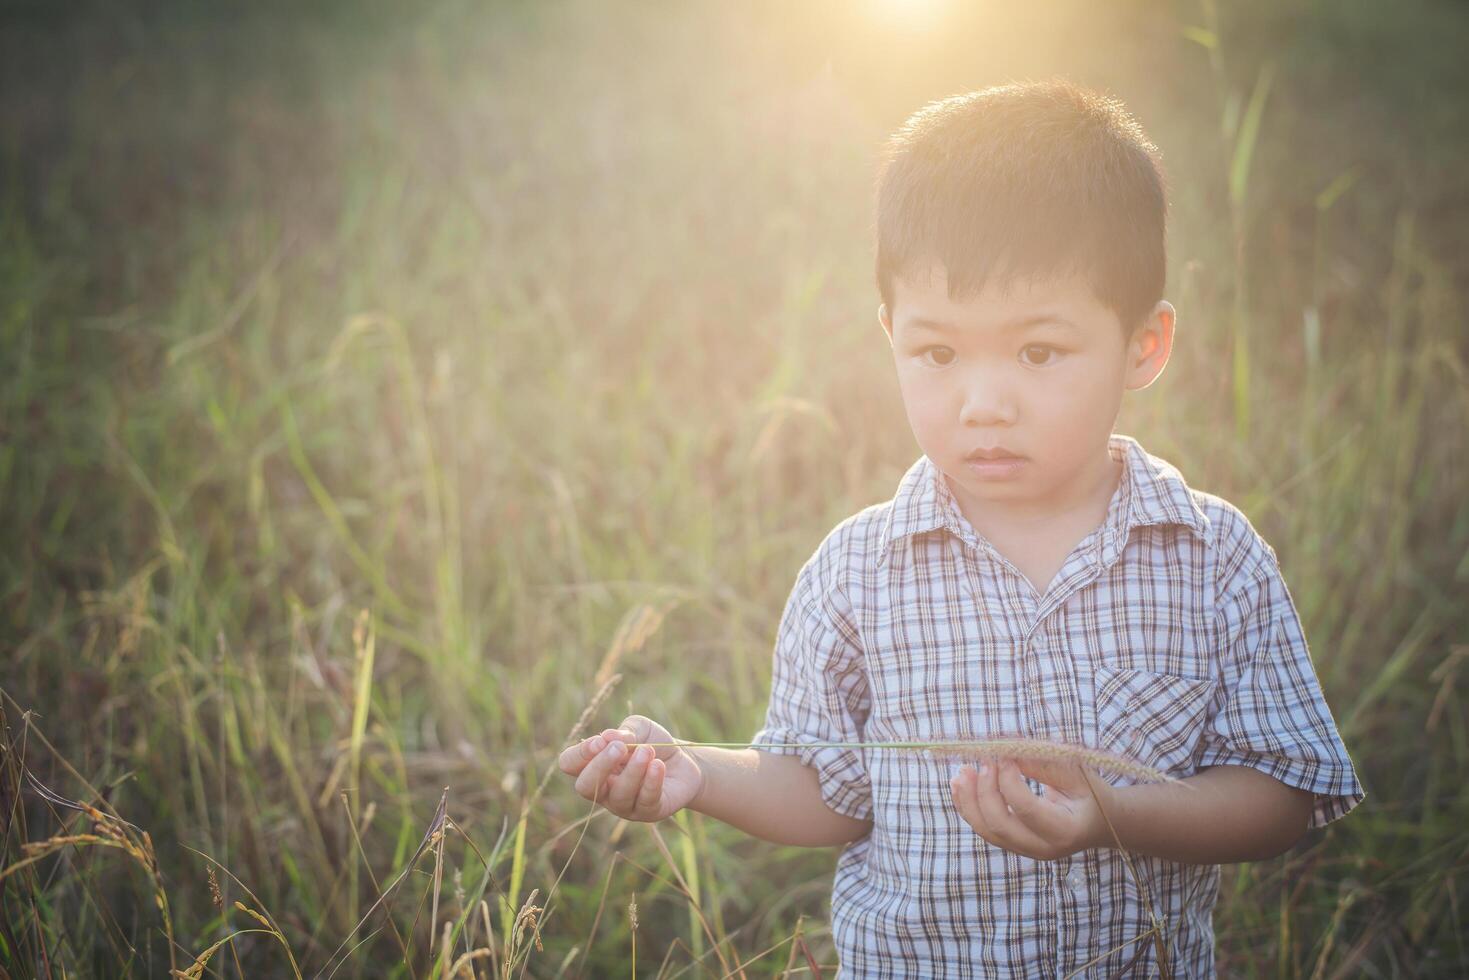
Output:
top-left (557, 714), bottom-right (703, 822)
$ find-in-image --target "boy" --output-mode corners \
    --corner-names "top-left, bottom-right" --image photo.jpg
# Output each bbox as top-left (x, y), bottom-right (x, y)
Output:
top-left (558, 80), bottom-right (1364, 977)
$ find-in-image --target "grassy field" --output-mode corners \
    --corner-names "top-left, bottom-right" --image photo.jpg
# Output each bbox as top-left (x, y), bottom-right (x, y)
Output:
top-left (2, 0), bottom-right (1467, 975)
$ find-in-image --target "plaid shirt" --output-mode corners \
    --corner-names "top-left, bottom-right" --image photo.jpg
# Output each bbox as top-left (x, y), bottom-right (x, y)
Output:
top-left (751, 432), bottom-right (1365, 978)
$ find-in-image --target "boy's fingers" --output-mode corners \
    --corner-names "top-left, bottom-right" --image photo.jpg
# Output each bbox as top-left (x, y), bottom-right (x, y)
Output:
top-left (1016, 757), bottom-right (1087, 796)
top-left (972, 762), bottom-right (1053, 856)
top-left (952, 767), bottom-right (999, 837)
top-left (634, 758), bottom-right (664, 816)
top-left (573, 740), bottom-right (625, 802)
top-left (950, 768), bottom-right (984, 830)
top-left (558, 743), bottom-right (584, 775)
top-left (614, 716), bottom-right (651, 742)
top-left (969, 762), bottom-right (1011, 830)
top-left (606, 744), bottom-right (653, 812)
top-left (559, 735), bottom-right (607, 776)
top-left (995, 759), bottom-right (1065, 838)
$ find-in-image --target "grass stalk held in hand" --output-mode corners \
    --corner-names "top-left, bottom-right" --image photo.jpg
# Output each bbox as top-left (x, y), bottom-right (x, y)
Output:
top-left (627, 737), bottom-right (1192, 787)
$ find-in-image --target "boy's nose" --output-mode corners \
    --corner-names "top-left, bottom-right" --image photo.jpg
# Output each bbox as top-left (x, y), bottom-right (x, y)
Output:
top-left (958, 375), bottom-right (1018, 426)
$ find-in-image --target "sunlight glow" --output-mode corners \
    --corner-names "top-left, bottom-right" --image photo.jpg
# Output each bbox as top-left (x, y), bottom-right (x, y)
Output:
top-left (865, 0), bottom-right (952, 34)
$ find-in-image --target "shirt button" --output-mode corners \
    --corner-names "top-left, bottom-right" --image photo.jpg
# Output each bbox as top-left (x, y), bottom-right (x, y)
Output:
top-left (1066, 868), bottom-right (1085, 893)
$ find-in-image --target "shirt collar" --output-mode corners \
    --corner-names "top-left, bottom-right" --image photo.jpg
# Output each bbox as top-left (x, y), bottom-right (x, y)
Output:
top-left (877, 433), bottom-right (1212, 566)
top-left (1110, 433), bottom-right (1213, 545)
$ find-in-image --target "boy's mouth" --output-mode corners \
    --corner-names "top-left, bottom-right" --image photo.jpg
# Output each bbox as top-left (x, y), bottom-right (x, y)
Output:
top-left (963, 446), bottom-right (1029, 480)
top-left (966, 446), bottom-right (1025, 461)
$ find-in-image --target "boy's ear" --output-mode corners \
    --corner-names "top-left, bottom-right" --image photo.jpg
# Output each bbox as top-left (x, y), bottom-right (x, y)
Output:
top-left (1124, 300), bottom-right (1176, 391)
top-left (878, 303), bottom-right (894, 346)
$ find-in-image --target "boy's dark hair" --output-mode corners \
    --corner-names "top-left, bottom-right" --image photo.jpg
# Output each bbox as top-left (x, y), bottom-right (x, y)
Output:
top-left (875, 79), bottom-right (1168, 333)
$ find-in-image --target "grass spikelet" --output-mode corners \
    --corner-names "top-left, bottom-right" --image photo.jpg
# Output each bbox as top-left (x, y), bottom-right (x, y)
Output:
top-left (2, 761), bottom-right (181, 975)
top-left (170, 928), bottom-right (279, 979)
top-left (443, 945), bottom-right (496, 979)
top-left (902, 737), bottom-right (1187, 787)
top-left (628, 892), bottom-right (639, 978)
top-left (513, 887), bottom-right (544, 952)
top-left (593, 598), bottom-right (679, 690)
top-left (565, 672), bottom-right (622, 747)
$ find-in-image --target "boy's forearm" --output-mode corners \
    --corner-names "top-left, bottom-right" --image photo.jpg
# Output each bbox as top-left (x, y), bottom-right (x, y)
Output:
top-left (684, 746), bottom-right (872, 847)
top-left (1090, 764), bottom-right (1315, 864)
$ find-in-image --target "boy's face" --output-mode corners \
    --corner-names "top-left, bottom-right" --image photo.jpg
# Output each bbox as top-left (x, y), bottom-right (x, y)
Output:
top-left (879, 263), bottom-right (1174, 527)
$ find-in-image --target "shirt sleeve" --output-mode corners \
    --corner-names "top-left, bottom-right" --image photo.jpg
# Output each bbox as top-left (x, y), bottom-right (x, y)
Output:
top-left (1198, 544), bottom-right (1366, 829)
top-left (749, 549), bottom-right (874, 822)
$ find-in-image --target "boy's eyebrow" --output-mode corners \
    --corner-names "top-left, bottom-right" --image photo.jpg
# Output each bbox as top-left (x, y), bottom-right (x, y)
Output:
top-left (905, 313), bottom-right (1082, 335)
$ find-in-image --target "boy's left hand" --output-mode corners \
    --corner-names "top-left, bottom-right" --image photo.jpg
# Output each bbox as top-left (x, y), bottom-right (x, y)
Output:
top-left (950, 756), bottom-right (1115, 860)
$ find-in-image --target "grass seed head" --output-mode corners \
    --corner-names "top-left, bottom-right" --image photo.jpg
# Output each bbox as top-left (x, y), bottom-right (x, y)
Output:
top-left (898, 737), bottom-right (1182, 785)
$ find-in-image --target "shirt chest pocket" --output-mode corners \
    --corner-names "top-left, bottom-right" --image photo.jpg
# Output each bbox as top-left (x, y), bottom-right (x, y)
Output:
top-left (1092, 665), bottom-right (1218, 783)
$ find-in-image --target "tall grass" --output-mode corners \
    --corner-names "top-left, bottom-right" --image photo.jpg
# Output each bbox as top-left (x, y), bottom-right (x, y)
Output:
top-left (2, 0), bottom-right (1467, 975)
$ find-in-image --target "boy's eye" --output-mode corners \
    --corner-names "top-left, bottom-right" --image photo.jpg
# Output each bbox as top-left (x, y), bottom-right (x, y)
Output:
top-left (919, 346), bottom-right (956, 367)
top-left (1021, 344), bottom-right (1062, 366)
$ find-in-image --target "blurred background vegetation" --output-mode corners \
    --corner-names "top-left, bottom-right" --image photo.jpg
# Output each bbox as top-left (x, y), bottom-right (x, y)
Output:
top-left (2, 0), bottom-right (1466, 975)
